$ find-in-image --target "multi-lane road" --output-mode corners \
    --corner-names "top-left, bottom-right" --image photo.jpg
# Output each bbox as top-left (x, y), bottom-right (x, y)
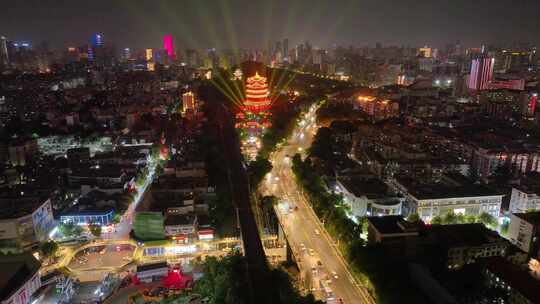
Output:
top-left (264, 104), bottom-right (373, 304)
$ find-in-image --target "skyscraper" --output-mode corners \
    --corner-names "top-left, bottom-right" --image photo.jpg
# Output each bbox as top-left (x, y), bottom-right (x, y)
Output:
top-left (92, 33), bottom-right (103, 47)
top-left (468, 56), bottom-right (495, 90)
top-left (283, 38), bottom-right (289, 62)
top-left (123, 48), bottom-right (131, 61)
top-left (163, 35), bottom-right (175, 60)
top-left (0, 36), bottom-right (8, 68)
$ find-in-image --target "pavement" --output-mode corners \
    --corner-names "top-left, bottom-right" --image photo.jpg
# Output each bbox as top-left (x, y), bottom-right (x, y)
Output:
top-left (264, 104), bottom-right (374, 304)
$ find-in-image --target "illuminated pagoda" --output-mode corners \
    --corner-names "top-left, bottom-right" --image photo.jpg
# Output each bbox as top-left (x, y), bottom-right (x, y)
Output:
top-left (243, 72), bottom-right (271, 113)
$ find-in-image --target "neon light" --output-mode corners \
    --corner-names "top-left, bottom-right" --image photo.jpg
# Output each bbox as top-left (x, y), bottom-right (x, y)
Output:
top-left (163, 35), bottom-right (175, 60)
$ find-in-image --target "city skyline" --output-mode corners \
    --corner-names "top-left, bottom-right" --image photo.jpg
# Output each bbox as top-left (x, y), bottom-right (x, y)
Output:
top-left (1, 0), bottom-right (540, 50)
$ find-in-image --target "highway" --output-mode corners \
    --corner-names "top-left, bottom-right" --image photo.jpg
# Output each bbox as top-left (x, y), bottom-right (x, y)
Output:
top-left (264, 104), bottom-right (374, 304)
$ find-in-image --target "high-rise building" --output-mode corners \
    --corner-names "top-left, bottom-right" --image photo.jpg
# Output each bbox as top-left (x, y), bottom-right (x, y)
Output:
top-left (145, 49), bottom-right (153, 61)
top-left (468, 56), bottom-right (495, 91)
top-left (283, 38), bottom-right (289, 62)
top-left (92, 33), bottom-right (103, 47)
top-left (122, 48), bottom-right (131, 61)
top-left (418, 46), bottom-right (432, 58)
top-left (163, 34), bottom-right (175, 60)
top-left (0, 36), bottom-right (8, 68)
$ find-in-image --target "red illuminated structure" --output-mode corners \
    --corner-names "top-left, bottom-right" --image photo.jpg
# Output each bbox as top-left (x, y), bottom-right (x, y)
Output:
top-left (244, 72), bottom-right (271, 113)
top-left (162, 266), bottom-right (193, 289)
top-left (163, 34), bottom-right (175, 60)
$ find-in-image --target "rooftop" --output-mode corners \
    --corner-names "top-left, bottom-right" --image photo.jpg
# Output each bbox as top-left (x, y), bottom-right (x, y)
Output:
top-left (513, 212), bottom-right (540, 226)
top-left (339, 177), bottom-right (390, 200)
top-left (137, 261), bottom-right (168, 273)
top-left (427, 223), bottom-right (505, 248)
top-left (0, 254), bottom-right (41, 301)
top-left (486, 257), bottom-right (540, 304)
top-left (164, 214), bottom-right (196, 226)
top-left (397, 176), bottom-right (501, 200)
top-left (368, 215), bottom-right (420, 235)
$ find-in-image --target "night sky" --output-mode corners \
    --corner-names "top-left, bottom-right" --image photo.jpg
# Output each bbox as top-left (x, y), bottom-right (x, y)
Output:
top-left (1, 0), bottom-right (539, 50)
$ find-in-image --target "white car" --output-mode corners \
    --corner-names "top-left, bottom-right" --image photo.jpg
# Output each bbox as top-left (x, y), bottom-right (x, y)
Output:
top-left (308, 248), bottom-right (315, 256)
top-left (314, 229), bottom-right (320, 235)
top-left (331, 271), bottom-right (339, 279)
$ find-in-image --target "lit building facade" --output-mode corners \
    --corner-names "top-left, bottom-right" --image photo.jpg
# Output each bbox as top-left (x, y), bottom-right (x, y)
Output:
top-left (182, 91), bottom-right (196, 113)
top-left (163, 35), bottom-right (175, 60)
top-left (468, 56), bottom-right (495, 90)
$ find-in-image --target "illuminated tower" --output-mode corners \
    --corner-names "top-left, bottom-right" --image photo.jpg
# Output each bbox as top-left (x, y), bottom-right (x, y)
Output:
top-left (469, 56), bottom-right (495, 90)
top-left (163, 34), bottom-right (175, 60)
top-left (244, 72), bottom-right (271, 113)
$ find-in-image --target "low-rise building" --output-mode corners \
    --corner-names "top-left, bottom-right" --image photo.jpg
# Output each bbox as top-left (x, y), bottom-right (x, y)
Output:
top-left (0, 254), bottom-right (41, 304)
top-left (336, 177), bottom-right (402, 217)
top-left (367, 216), bottom-right (508, 268)
top-left (485, 257), bottom-right (540, 304)
top-left (507, 212), bottom-right (540, 258)
top-left (0, 195), bottom-right (55, 253)
top-left (427, 223), bottom-right (508, 269)
top-left (164, 214), bottom-right (198, 237)
top-left (59, 208), bottom-right (114, 226)
top-left (392, 175), bottom-right (503, 221)
top-left (68, 165), bottom-right (128, 188)
top-left (509, 177), bottom-right (540, 214)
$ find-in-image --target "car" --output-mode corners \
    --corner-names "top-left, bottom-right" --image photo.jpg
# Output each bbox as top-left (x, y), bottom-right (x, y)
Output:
top-left (314, 229), bottom-right (320, 235)
top-left (317, 260), bottom-right (323, 267)
top-left (308, 248), bottom-right (315, 256)
top-left (311, 267), bottom-right (318, 275)
top-left (331, 271), bottom-right (339, 279)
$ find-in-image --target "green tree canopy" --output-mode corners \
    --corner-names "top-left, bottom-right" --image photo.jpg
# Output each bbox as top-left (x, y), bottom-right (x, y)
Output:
top-left (88, 223), bottom-right (102, 238)
top-left (40, 240), bottom-right (59, 258)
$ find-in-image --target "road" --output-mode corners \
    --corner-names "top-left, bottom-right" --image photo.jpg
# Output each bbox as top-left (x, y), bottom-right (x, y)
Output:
top-left (264, 104), bottom-right (374, 304)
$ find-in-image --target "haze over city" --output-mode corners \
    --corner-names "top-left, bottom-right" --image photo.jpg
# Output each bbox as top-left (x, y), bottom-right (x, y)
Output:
top-left (1, 0), bottom-right (540, 49)
top-left (2, 1), bottom-right (540, 304)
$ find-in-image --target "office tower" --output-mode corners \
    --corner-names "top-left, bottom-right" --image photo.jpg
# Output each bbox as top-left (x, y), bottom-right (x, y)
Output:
top-left (163, 34), bottom-right (175, 60)
top-left (468, 56), bottom-right (495, 90)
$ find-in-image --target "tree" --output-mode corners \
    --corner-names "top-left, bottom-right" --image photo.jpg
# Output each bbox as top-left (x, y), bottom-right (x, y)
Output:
top-left (88, 223), bottom-right (102, 238)
top-left (248, 157), bottom-right (273, 188)
top-left (112, 214), bottom-right (122, 224)
top-left (407, 213), bottom-right (421, 223)
top-left (478, 212), bottom-right (496, 228)
top-left (500, 221), bottom-right (510, 235)
top-left (442, 211), bottom-right (458, 225)
top-left (40, 240), bottom-right (58, 260)
top-left (465, 214), bottom-right (477, 223)
top-left (59, 222), bottom-right (83, 238)
top-left (261, 195), bottom-right (279, 211)
top-left (431, 216), bottom-right (443, 225)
